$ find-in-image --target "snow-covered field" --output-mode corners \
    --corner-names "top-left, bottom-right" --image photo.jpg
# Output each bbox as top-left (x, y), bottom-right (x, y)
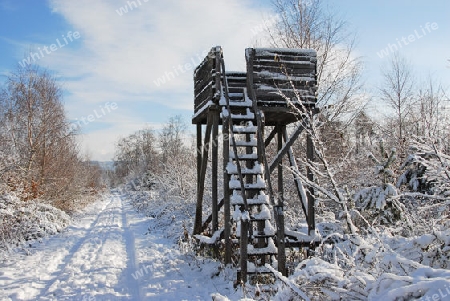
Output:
top-left (0, 191), bottom-right (243, 301)
top-left (1, 189), bottom-right (450, 300)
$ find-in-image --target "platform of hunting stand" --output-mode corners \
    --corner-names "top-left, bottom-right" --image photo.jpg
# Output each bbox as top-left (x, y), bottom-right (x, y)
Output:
top-left (192, 47), bottom-right (317, 126)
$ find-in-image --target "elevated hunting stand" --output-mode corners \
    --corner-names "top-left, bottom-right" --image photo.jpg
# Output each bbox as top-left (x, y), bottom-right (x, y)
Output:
top-left (192, 46), bottom-right (318, 283)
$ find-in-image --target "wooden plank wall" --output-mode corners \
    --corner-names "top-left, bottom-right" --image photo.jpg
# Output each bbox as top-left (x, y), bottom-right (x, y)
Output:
top-left (246, 48), bottom-right (317, 106)
top-left (193, 46), bottom-right (221, 113)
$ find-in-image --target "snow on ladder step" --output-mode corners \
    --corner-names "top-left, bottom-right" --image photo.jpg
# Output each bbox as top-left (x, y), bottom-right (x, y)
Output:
top-left (245, 264), bottom-right (273, 274)
top-left (230, 152), bottom-right (258, 160)
top-left (231, 191), bottom-right (270, 206)
top-left (247, 238), bottom-right (278, 255)
top-left (230, 108), bottom-right (255, 120)
top-left (251, 204), bottom-right (271, 220)
top-left (234, 139), bottom-right (257, 147)
top-left (233, 122), bottom-right (257, 134)
top-left (226, 162), bottom-right (263, 175)
top-left (229, 175), bottom-right (266, 190)
top-left (228, 92), bottom-right (244, 98)
top-left (194, 229), bottom-right (223, 245)
top-left (220, 97), bottom-right (253, 107)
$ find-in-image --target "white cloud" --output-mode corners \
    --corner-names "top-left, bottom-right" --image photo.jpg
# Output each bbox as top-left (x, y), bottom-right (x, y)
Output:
top-left (78, 115), bottom-right (162, 161)
top-left (43, 0), bottom-right (273, 160)
top-left (47, 0), bottom-right (272, 94)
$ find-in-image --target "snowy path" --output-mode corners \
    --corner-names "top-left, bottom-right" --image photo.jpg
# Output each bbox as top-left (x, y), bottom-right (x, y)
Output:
top-left (0, 192), bottom-right (238, 301)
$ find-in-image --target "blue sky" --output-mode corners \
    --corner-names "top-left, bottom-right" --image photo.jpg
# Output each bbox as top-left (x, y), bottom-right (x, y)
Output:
top-left (0, 0), bottom-right (449, 161)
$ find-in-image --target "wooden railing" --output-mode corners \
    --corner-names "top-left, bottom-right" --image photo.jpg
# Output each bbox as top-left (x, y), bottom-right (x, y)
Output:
top-left (246, 48), bottom-right (317, 106)
top-left (193, 46), bottom-right (222, 113)
top-left (195, 47), bottom-right (317, 113)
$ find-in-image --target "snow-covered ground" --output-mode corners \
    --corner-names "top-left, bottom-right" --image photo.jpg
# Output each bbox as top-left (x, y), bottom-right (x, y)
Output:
top-left (2, 189), bottom-right (449, 300)
top-left (0, 191), bottom-right (242, 301)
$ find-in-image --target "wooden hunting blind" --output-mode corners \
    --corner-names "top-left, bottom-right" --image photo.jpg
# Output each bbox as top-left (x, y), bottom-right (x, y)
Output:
top-left (192, 46), bottom-right (318, 283)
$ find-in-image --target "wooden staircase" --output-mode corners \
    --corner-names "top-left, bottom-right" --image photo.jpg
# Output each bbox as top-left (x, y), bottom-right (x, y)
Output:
top-left (221, 72), bottom-right (281, 282)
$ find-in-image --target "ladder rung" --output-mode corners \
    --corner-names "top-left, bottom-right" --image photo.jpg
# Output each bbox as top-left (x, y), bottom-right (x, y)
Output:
top-left (226, 162), bottom-right (263, 175)
top-left (246, 267), bottom-right (273, 275)
top-left (219, 97), bottom-right (252, 107)
top-left (253, 234), bottom-right (274, 239)
top-left (233, 125), bottom-right (257, 134)
top-left (230, 108), bottom-right (255, 120)
top-left (234, 140), bottom-right (257, 147)
top-left (229, 175), bottom-right (266, 190)
top-left (247, 249), bottom-right (278, 256)
top-left (247, 238), bottom-right (278, 255)
top-left (231, 193), bottom-right (269, 206)
top-left (230, 114), bottom-right (254, 120)
top-left (230, 152), bottom-right (258, 160)
top-left (229, 182), bottom-right (266, 190)
top-left (250, 217), bottom-right (271, 222)
top-left (228, 170), bottom-right (262, 175)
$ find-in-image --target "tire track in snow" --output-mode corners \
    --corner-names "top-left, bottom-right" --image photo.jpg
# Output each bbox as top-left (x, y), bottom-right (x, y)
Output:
top-left (116, 192), bottom-right (143, 300)
top-left (36, 197), bottom-right (115, 299)
top-left (0, 193), bottom-right (143, 300)
top-left (134, 215), bottom-right (235, 300)
top-left (1, 192), bottom-right (239, 300)
top-left (36, 195), bottom-right (133, 300)
top-left (0, 196), bottom-right (114, 300)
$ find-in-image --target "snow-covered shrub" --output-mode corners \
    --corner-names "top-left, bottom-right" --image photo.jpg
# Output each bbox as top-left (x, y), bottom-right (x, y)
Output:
top-left (354, 184), bottom-right (404, 224)
top-left (291, 257), bottom-right (374, 300)
top-left (0, 193), bottom-right (70, 255)
top-left (397, 139), bottom-right (450, 196)
top-left (284, 226), bottom-right (450, 300)
top-left (124, 186), bottom-right (196, 242)
top-left (368, 140), bottom-right (397, 185)
top-left (368, 266), bottom-right (450, 300)
top-left (354, 142), bottom-right (404, 224)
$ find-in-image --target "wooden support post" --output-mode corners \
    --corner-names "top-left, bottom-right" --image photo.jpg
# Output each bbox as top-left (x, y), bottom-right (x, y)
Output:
top-left (274, 205), bottom-right (286, 276)
top-left (195, 124), bottom-right (202, 235)
top-left (212, 110), bottom-right (219, 233)
top-left (306, 130), bottom-right (315, 238)
top-left (264, 126), bottom-right (277, 148)
top-left (197, 123), bottom-right (202, 204)
top-left (246, 132), bottom-right (252, 192)
top-left (245, 132), bottom-right (253, 240)
top-left (256, 116), bottom-right (266, 262)
top-left (240, 219), bottom-right (249, 283)
top-left (269, 123), bottom-right (305, 174)
top-left (193, 111), bottom-right (213, 235)
top-left (276, 125), bottom-right (286, 276)
top-left (223, 117), bottom-right (231, 265)
top-left (282, 128), bottom-right (308, 220)
top-left (277, 125), bottom-right (284, 205)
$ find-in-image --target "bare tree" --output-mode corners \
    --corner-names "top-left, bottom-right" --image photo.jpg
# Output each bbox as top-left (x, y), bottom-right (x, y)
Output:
top-left (411, 77), bottom-right (449, 139)
top-left (267, 0), bottom-right (363, 121)
top-left (379, 53), bottom-right (415, 151)
top-left (159, 115), bottom-right (186, 164)
top-left (0, 64), bottom-right (100, 207)
top-left (114, 128), bottom-right (159, 179)
top-left (113, 116), bottom-right (196, 201)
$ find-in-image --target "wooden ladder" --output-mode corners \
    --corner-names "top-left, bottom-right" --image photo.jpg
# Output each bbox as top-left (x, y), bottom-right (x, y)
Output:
top-left (221, 71), bottom-right (281, 283)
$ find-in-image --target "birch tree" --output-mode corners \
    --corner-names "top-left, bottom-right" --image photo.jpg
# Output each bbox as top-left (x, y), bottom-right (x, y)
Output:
top-left (0, 65), bottom-right (100, 205)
